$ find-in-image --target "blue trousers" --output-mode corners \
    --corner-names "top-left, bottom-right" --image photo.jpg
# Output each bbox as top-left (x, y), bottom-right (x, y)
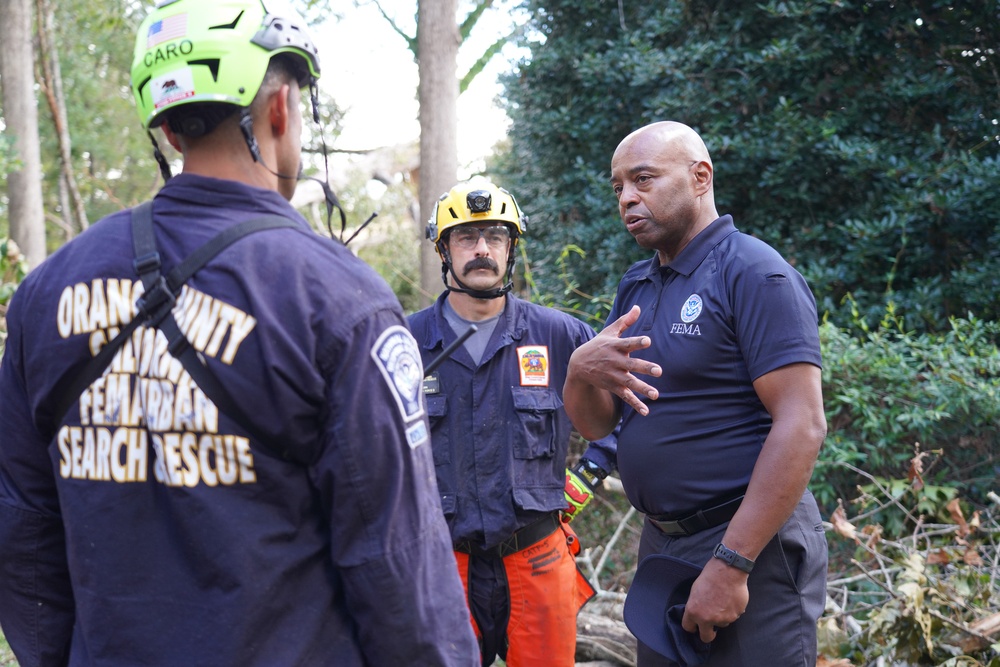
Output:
top-left (636, 492), bottom-right (828, 667)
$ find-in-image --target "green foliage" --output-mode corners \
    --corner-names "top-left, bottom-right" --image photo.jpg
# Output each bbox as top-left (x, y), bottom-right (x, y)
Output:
top-left (0, 239), bottom-right (28, 359)
top-left (816, 309), bottom-right (1000, 511)
top-left (1, 0), bottom-right (346, 254)
top-left (0, 132), bottom-right (20, 180)
top-left (0, 631), bottom-right (16, 667)
top-left (520, 242), bottom-right (612, 327)
top-left (823, 457), bottom-right (1000, 666)
top-left (36, 0), bottom-right (158, 229)
top-left (496, 0), bottom-right (1000, 332)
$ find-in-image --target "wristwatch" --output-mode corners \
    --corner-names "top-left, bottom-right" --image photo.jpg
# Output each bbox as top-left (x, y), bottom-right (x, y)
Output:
top-left (712, 542), bottom-right (755, 574)
top-left (571, 457), bottom-right (608, 489)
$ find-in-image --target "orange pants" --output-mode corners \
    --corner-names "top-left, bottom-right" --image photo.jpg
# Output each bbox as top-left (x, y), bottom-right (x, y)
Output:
top-left (454, 522), bottom-right (595, 666)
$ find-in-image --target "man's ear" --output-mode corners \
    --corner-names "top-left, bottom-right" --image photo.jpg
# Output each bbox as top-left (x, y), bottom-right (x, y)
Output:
top-left (692, 160), bottom-right (713, 196)
top-left (160, 124), bottom-right (183, 152)
top-left (268, 83), bottom-right (292, 137)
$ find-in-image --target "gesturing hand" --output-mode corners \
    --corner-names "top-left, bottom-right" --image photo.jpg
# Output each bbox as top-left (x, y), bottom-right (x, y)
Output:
top-left (568, 305), bottom-right (661, 416)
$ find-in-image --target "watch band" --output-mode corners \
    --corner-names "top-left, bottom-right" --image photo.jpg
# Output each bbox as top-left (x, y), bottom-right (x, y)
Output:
top-left (713, 542), bottom-right (755, 574)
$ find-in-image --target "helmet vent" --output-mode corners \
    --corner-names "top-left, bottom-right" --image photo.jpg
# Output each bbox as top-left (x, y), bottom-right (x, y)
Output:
top-left (448, 207), bottom-right (459, 219)
top-left (501, 203), bottom-right (507, 214)
top-left (188, 58), bottom-right (221, 82)
top-left (209, 10), bottom-right (244, 31)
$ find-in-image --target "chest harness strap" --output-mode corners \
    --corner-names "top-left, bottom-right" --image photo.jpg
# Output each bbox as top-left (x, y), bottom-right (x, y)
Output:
top-left (51, 200), bottom-right (302, 461)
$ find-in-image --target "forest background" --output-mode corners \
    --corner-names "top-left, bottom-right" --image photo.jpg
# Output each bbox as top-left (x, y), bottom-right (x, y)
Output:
top-left (1, 1), bottom-right (999, 665)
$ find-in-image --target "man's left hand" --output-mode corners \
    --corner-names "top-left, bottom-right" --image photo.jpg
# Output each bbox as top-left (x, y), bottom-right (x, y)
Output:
top-left (682, 557), bottom-right (750, 643)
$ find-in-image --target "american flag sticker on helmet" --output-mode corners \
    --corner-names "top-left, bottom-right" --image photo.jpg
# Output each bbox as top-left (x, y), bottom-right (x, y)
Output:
top-left (147, 14), bottom-right (188, 49)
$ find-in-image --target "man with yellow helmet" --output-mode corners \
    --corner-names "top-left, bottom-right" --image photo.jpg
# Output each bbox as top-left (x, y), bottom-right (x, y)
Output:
top-left (409, 180), bottom-right (618, 666)
top-left (0, 2), bottom-right (476, 665)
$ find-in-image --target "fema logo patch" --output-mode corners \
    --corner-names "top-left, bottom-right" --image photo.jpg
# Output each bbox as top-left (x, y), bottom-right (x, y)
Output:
top-left (680, 294), bottom-right (703, 323)
top-left (371, 326), bottom-right (425, 424)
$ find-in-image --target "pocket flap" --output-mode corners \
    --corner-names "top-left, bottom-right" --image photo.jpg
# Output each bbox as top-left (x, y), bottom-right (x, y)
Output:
top-left (511, 387), bottom-right (560, 412)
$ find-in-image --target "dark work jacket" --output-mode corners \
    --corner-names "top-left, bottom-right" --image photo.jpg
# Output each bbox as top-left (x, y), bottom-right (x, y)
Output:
top-left (408, 292), bottom-right (617, 549)
top-left (0, 174), bottom-right (477, 667)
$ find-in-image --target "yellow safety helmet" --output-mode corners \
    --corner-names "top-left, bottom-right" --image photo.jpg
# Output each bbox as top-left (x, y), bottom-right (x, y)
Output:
top-left (426, 181), bottom-right (527, 248)
top-left (427, 181), bottom-right (529, 299)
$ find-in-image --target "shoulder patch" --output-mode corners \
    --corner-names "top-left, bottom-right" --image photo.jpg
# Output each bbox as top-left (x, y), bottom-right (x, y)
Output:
top-left (371, 325), bottom-right (425, 425)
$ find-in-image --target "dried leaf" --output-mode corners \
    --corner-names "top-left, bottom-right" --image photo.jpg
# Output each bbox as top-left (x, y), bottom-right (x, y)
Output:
top-left (926, 549), bottom-right (951, 565)
top-left (908, 450), bottom-right (926, 491)
top-left (963, 546), bottom-right (983, 567)
top-left (860, 523), bottom-right (883, 549)
top-left (830, 501), bottom-right (858, 541)
top-left (946, 497), bottom-right (970, 540)
top-left (816, 657), bottom-right (855, 667)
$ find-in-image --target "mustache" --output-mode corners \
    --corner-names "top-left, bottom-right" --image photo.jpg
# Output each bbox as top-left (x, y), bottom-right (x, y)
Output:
top-left (462, 256), bottom-right (500, 275)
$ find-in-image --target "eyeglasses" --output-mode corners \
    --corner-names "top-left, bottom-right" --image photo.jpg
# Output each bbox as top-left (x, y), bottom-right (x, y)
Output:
top-left (448, 225), bottom-right (511, 250)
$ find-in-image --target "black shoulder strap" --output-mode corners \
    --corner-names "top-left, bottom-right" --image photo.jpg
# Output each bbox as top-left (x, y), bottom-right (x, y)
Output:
top-left (50, 200), bottom-right (301, 462)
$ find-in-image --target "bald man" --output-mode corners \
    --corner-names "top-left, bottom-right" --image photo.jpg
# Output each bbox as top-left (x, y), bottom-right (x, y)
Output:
top-left (564, 121), bottom-right (828, 667)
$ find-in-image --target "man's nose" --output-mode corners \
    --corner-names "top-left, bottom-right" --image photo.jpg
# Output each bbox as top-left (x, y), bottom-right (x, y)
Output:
top-left (619, 183), bottom-right (640, 208)
top-left (473, 234), bottom-right (491, 254)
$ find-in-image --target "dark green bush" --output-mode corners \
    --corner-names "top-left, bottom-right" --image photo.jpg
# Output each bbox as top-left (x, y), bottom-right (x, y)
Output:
top-left (497, 0), bottom-right (1000, 333)
top-left (816, 308), bottom-right (1000, 513)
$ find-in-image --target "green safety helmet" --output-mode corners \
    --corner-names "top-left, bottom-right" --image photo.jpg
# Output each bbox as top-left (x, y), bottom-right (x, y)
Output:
top-left (130, 0), bottom-right (321, 131)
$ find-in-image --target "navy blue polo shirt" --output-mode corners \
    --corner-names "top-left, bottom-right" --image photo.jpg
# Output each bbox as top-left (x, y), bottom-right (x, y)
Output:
top-left (607, 215), bottom-right (821, 517)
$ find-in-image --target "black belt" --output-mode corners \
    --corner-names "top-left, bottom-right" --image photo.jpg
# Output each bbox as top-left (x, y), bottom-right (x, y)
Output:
top-left (454, 512), bottom-right (560, 559)
top-left (647, 495), bottom-right (745, 537)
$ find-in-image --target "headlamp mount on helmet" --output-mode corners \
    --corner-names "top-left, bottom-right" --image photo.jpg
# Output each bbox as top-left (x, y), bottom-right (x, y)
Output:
top-left (466, 190), bottom-right (492, 214)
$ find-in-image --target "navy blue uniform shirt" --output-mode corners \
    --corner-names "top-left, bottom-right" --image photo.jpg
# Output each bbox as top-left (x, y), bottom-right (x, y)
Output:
top-left (0, 174), bottom-right (477, 666)
top-left (607, 216), bottom-right (822, 517)
top-left (409, 292), bottom-right (616, 549)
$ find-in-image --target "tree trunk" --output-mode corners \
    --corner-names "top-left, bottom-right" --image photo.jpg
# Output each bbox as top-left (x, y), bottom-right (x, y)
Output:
top-left (36, 0), bottom-right (88, 235)
top-left (0, 0), bottom-right (47, 269)
top-left (576, 610), bottom-right (637, 666)
top-left (416, 0), bottom-right (459, 308)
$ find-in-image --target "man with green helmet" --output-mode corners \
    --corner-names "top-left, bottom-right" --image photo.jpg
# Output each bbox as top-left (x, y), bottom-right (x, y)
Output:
top-left (409, 180), bottom-right (618, 666)
top-left (0, 2), bottom-right (477, 665)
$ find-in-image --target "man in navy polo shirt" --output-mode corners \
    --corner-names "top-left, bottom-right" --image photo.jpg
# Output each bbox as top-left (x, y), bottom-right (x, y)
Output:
top-left (564, 121), bottom-right (828, 666)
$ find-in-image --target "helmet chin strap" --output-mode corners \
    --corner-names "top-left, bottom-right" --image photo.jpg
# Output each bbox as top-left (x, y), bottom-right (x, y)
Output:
top-left (238, 104), bottom-right (376, 246)
top-left (148, 131), bottom-right (174, 183)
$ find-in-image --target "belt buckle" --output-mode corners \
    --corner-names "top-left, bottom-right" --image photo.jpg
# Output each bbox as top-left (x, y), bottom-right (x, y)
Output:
top-left (650, 516), bottom-right (690, 537)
